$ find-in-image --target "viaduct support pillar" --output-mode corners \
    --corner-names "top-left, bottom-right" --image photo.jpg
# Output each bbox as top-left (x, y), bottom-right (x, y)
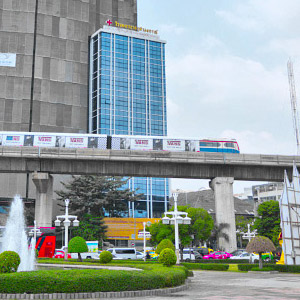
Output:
top-left (209, 177), bottom-right (237, 253)
top-left (32, 172), bottom-right (53, 227)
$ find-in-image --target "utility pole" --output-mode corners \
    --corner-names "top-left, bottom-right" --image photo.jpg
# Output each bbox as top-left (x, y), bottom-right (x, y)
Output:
top-left (287, 58), bottom-right (300, 155)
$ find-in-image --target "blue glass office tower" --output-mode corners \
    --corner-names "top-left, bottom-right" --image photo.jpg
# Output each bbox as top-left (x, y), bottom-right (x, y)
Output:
top-left (89, 25), bottom-right (168, 218)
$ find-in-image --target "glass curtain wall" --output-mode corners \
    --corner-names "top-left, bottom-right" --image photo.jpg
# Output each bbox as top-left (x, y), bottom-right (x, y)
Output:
top-left (90, 28), bottom-right (168, 218)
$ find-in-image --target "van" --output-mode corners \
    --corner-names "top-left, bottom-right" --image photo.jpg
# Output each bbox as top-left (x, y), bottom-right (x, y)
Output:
top-left (182, 249), bottom-right (196, 261)
top-left (107, 248), bottom-right (137, 259)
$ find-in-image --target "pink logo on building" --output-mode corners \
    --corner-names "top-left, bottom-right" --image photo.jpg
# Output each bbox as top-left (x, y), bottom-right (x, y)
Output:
top-left (106, 19), bottom-right (112, 26)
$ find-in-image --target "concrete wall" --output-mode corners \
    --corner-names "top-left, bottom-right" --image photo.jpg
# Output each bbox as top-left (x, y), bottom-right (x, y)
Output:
top-left (0, 0), bottom-right (137, 133)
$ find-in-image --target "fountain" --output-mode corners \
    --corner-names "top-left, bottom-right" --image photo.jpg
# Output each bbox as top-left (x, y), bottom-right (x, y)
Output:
top-left (0, 195), bottom-right (35, 271)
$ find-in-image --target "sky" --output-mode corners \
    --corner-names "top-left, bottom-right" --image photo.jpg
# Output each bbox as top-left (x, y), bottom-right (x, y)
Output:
top-left (138, 0), bottom-right (300, 194)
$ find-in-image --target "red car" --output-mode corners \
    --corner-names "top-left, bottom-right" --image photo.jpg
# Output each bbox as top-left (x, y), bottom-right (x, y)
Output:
top-left (203, 251), bottom-right (232, 260)
top-left (53, 249), bottom-right (71, 259)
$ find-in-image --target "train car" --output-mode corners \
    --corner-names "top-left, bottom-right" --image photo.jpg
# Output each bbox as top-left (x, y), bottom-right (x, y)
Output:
top-left (0, 132), bottom-right (240, 153)
top-left (110, 135), bottom-right (240, 153)
top-left (0, 132), bottom-right (107, 149)
top-left (199, 139), bottom-right (240, 153)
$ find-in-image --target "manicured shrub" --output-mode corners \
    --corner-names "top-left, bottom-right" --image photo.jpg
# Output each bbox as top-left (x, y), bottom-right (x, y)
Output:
top-left (251, 267), bottom-right (274, 272)
top-left (246, 236), bottom-right (276, 269)
top-left (237, 264), bottom-right (259, 271)
top-left (238, 264), bottom-right (300, 273)
top-left (182, 263), bottom-right (229, 271)
top-left (156, 239), bottom-right (175, 254)
top-left (0, 264), bottom-right (188, 293)
top-left (100, 251), bottom-right (113, 264)
top-left (159, 248), bottom-right (177, 267)
top-left (68, 236), bottom-right (88, 262)
top-left (0, 251), bottom-right (21, 273)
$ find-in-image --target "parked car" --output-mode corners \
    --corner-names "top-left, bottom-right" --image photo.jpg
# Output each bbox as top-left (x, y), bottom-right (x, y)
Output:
top-left (229, 252), bottom-right (259, 262)
top-left (53, 249), bottom-right (71, 259)
top-left (146, 250), bottom-right (159, 259)
top-left (203, 251), bottom-right (232, 260)
top-left (70, 252), bottom-right (99, 260)
top-left (194, 247), bottom-right (213, 256)
top-left (107, 248), bottom-right (137, 259)
top-left (192, 250), bottom-right (203, 260)
top-left (136, 251), bottom-right (145, 259)
top-left (230, 249), bottom-right (246, 256)
top-left (182, 249), bottom-right (196, 261)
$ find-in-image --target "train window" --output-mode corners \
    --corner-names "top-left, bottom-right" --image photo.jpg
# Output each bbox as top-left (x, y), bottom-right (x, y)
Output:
top-left (200, 142), bottom-right (221, 147)
top-left (224, 142), bottom-right (235, 148)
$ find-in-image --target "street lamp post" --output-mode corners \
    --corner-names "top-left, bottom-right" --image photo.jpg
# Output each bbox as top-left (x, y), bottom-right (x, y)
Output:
top-left (162, 193), bottom-right (191, 264)
top-left (28, 220), bottom-right (42, 255)
top-left (54, 199), bottom-right (79, 260)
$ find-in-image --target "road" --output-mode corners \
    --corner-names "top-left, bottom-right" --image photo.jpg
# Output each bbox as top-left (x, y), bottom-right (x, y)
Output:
top-left (112, 270), bottom-right (300, 300)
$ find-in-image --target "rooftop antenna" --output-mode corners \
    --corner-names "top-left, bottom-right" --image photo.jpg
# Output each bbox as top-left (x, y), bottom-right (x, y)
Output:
top-left (287, 58), bottom-right (300, 155)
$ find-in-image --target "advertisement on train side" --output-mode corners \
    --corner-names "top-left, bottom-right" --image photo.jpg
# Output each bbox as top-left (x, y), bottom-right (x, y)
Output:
top-left (2, 134), bottom-right (25, 146)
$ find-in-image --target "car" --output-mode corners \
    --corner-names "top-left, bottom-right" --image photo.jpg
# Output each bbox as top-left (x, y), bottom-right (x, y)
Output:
top-left (229, 252), bottom-right (259, 262)
top-left (194, 247), bottom-right (213, 256)
top-left (136, 251), bottom-right (145, 259)
top-left (146, 250), bottom-right (159, 259)
top-left (230, 249), bottom-right (246, 256)
top-left (53, 249), bottom-right (71, 259)
top-left (107, 248), bottom-right (137, 259)
top-left (182, 249), bottom-right (196, 261)
top-left (192, 250), bottom-right (203, 260)
top-left (203, 251), bottom-right (232, 260)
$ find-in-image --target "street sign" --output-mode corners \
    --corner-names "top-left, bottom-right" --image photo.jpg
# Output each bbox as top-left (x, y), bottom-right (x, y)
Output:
top-left (138, 231), bottom-right (151, 238)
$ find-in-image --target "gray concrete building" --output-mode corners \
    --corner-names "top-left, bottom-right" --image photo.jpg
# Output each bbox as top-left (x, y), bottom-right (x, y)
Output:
top-left (0, 0), bottom-right (137, 132)
top-left (0, 0), bottom-right (137, 210)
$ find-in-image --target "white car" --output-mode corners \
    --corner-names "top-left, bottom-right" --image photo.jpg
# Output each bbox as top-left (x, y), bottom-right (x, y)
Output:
top-left (229, 252), bottom-right (259, 262)
top-left (136, 251), bottom-right (146, 259)
top-left (182, 249), bottom-right (196, 261)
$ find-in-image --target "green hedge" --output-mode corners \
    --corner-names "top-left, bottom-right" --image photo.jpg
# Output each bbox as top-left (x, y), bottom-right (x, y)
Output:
top-left (237, 264), bottom-right (259, 271)
top-left (0, 265), bottom-right (187, 294)
top-left (238, 263), bottom-right (300, 273)
top-left (181, 263), bottom-right (229, 271)
top-left (193, 259), bottom-right (252, 264)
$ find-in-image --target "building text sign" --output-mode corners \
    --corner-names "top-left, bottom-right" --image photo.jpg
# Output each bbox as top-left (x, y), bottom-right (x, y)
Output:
top-left (0, 53), bottom-right (16, 67)
top-left (106, 19), bottom-right (158, 35)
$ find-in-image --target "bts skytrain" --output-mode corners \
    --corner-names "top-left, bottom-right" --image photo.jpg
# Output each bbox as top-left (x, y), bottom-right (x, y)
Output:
top-left (0, 132), bottom-right (240, 154)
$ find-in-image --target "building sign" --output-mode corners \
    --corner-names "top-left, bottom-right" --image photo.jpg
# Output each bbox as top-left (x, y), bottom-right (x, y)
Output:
top-left (106, 19), bottom-right (158, 35)
top-left (0, 53), bottom-right (16, 67)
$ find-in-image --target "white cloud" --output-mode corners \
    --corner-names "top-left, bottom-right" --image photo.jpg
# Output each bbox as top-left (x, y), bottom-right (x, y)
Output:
top-left (165, 50), bottom-right (292, 154)
top-left (216, 0), bottom-right (300, 34)
top-left (220, 129), bottom-right (295, 155)
top-left (159, 24), bottom-right (186, 35)
top-left (265, 38), bottom-right (300, 57)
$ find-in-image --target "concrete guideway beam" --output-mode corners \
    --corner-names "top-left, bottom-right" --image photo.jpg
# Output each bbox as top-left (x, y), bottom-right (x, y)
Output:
top-left (0, 147), bottom-right (298, 181)
top-left (32, 172), bottom-right (53, 227)
top-left (210, 177), bottom-right (237, 253)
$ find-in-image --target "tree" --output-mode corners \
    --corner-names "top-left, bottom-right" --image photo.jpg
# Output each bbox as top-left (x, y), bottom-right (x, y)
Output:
top-left (253, 200), bottom-right (280, 246)
top-left (71, 214), bottom-right (107, 242)
top-left (147, 206), bottom-right (214, 250)
top-left (246, 236), bottom-right (276, 269)
top-left (56, 175), bottom-right (143, 218)
top-left (156, 239), bottom-right (175, 254)
top-left (68, 236), bottom-right (88, 262)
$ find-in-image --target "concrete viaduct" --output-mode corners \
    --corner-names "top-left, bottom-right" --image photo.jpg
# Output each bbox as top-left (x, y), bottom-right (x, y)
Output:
top-left (1, 146), bottom-right (298, 252)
